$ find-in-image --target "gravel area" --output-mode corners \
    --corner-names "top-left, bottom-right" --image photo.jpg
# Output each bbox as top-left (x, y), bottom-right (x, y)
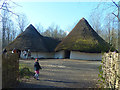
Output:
top-left (17, 59), bottom-right (101, 88)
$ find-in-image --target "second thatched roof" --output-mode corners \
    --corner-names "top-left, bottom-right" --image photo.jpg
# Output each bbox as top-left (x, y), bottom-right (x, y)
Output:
top-left (55, 18), bottom-right (114, 53)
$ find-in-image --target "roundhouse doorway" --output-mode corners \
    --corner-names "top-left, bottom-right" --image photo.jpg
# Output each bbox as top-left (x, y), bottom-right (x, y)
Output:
top-left (65, 50), bottom-right (70, 59)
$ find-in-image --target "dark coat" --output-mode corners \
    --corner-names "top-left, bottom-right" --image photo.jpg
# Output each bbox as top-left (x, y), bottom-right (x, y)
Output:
top-left (34, 61), bottom-right (42, 71)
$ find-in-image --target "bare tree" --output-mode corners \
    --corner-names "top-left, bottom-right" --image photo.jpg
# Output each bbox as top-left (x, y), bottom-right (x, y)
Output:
top-left (0, 0), bottom-right (19, 17)
top-left (11, 27), bottom-right (16, 41)
top-left (43, 25), bottom-right (67, 40)
top-left (43, 29), bottom-right (51, 37)
top-left (117, 1), bottom-right (120, 52)
top-left (105, 15), bottom-right (112, 44)
top-left (111, 0), bottom-right (120, 21)
top-left (58, 29), bottom-right (67, 40)
top-left (17, 13), bottom-right (29, 33)
top-left (103, 15), bottom-right (118, 46)
top-left (43, 24), bottom-right (55, 37)
top-left (6, 21), bottom-right (11, 44)
top-left (1, 2), bottom-right (9, 48)
top-left (0, 0), bottom-right (19, 48)
top-left (35, 23), bottom-right (44, 34)
top-left (93, 1), bottom-right (120, 51)
top-left (89, 10), bottom-right (102, 36)
top-left (105, 1), bottom-right (120, 51)
top-left (1, 11), bottom-right (15, 47)
top-left (111, 28), bottom-right (118, 49)
top-left (6, 20), bottom-right (16, 43)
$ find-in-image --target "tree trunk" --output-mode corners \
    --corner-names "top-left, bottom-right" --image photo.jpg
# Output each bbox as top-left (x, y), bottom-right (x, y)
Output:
top-left (2, 19), bottom-right (6, 49)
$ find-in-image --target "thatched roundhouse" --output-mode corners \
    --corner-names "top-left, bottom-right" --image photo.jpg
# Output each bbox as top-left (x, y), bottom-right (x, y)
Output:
top-left (55, 18), bottom-right (114, 60)
top-left (6, 24), bottom-right (60, 59)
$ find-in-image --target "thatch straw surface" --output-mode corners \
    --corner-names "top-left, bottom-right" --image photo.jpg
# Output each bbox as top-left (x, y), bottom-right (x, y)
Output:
top-left (55, 18), bottom-right (114, 53)
top-left (6, 24), bottom-right (60, 52)
top-left (43, 37), bottom-right (61, 52)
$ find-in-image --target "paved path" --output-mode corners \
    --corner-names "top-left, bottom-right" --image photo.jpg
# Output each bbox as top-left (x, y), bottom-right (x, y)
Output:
top-left (17, 59), bottom-right (101, 88)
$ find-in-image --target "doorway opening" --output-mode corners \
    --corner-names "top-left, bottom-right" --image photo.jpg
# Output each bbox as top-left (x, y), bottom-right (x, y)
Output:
top-left (65, 50), bottom-right (70, 59)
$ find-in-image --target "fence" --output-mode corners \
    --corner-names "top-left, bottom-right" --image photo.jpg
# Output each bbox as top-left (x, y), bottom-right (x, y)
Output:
top-left (2, 52), bottom-right (19, 88)
top-left (102, 52), bottom-right (120, 89)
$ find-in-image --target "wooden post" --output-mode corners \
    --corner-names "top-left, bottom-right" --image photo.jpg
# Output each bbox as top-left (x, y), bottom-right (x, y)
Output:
top-left (118, 1), bottom-right (120, 89)
top-left (0, 25), bottom-right (2, 89)
top-left (0, 41), bottom-right (2, 88)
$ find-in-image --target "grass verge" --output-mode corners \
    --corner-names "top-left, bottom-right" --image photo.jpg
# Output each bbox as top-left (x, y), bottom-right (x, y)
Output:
top-left (19, 63), bottom-right (34, 81)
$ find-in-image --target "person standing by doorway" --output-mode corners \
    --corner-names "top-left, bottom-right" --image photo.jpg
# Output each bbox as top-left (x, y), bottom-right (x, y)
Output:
top-left (34, 58), bottom-right (42, 80)
top-left (23, 50), bottom-right (27, 59)
top-left (27, 49), bottom-right (31, 59)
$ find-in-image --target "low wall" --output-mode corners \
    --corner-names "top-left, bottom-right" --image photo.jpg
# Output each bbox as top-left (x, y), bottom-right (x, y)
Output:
top-left (2, 52), bottom-right (19, 88)
top-left (102, 52), bottom-right (120, 89)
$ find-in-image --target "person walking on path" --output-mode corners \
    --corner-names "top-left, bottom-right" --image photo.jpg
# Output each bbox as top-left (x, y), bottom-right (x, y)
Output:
top-left (34, 58), bottom-right (42, 80)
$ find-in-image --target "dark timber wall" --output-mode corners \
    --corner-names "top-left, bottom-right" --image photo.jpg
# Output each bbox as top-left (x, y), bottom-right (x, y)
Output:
top-left (2, 52), bottom-right (19, 88)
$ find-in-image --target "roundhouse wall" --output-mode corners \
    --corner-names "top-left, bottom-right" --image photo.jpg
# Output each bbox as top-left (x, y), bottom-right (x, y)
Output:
top-left (31, 52), bottom-right (55, 59)
top-left (20, 51), bottom-right (54, 59)
top-left (70, 51), bottom-right (102, 60)
top-left (54, 50), bottom-right (65, 59)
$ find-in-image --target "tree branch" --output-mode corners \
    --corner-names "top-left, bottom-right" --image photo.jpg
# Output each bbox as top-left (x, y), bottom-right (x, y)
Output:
top-left (1, 8), bottom-right (19, 16)
top-left (112, 0), bottom-right (118, 7)
top-left (0, 0), bottom-right (20, 17)
top-left (112, 13), bottom-right (120, 21)
top-left (112, 12), bottom-right (118, 17)
top-left (9, 0), bottom-right (22, 7)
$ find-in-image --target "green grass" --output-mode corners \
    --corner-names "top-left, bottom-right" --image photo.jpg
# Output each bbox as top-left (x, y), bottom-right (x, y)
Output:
top-left (19, 63), bottom-right (34, 79)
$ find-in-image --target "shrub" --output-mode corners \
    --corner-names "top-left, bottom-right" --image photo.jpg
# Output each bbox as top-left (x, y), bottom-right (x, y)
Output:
top-left (19, 64), bottom-right (34, 78)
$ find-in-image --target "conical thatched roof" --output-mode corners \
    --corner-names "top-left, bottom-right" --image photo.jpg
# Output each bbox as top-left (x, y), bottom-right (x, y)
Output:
top-left (55, 18), bottom-right (114, 53)
top-left (6, 24), bottom-right (60, 52)
top-left (6, 24), bottom-right (48, 52)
